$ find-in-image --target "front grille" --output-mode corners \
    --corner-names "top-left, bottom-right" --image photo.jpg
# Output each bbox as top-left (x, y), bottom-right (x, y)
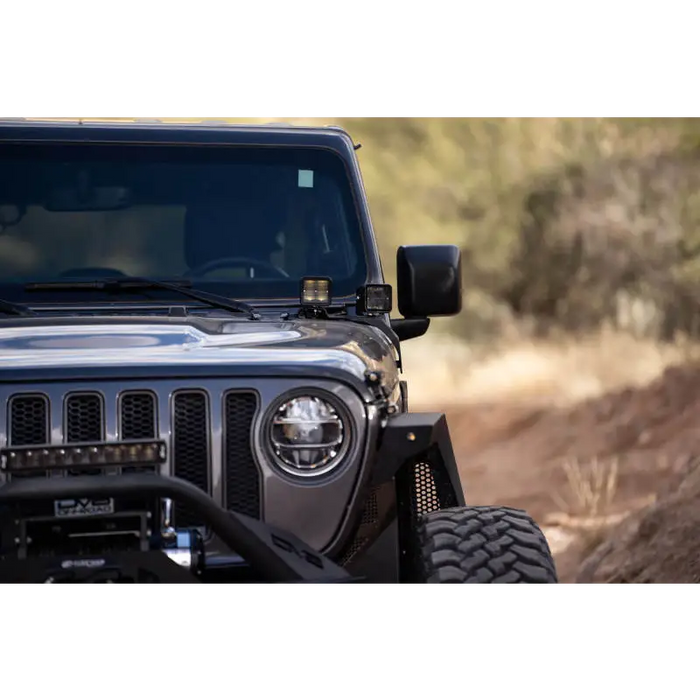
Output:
top-left (172, 391), bottom-right (210, 528)
top-left (224, 392), bottom-right (259, 518)
top-left (4, 387), bottom-right (263, 523)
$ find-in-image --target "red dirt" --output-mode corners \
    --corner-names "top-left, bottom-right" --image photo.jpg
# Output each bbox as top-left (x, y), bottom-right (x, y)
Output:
top-left (426, 363), bottom-right (700, 582)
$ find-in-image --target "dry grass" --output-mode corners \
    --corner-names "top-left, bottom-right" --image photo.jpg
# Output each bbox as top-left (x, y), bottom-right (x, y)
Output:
top-left (551, 457), bottom-right (620, 520)
top-left (402, 327), bottom-right (697, 409)
top-left (544, 457), bottom-right (621, 565)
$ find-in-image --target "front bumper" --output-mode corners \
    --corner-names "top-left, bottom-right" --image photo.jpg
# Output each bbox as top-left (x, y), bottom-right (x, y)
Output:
top-left (0, 473), bottom-right (354, 583)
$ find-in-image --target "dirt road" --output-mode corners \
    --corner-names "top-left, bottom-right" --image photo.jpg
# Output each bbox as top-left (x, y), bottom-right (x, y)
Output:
top-left (420, 364), bottom-right (700, 582)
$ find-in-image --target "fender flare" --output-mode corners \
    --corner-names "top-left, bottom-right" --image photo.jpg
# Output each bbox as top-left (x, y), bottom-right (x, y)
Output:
top-left (371, 412), bottom-right (466, 507)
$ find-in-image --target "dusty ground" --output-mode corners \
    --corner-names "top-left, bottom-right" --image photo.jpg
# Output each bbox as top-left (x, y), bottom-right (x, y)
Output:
top-left (404, 333), bottom-right (700, 583)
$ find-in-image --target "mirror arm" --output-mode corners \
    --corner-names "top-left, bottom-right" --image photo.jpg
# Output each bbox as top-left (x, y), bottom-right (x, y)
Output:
top-left (390, 318), bottom-right (430, 342)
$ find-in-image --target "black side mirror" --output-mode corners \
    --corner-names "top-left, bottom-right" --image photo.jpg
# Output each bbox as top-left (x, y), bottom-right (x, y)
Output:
top-left (396, 245), bottom-right (462, 319)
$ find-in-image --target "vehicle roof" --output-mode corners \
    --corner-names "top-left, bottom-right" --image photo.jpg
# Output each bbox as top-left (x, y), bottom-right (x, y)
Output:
top-left (0, 118), bottom-right (358, 151)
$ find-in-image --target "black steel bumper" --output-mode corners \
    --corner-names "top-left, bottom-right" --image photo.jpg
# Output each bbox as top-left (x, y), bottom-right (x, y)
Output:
top-left (0, 473), bottom-right (354, 583)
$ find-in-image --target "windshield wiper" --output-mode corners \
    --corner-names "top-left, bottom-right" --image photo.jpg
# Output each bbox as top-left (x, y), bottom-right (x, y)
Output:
top-left (25, 277), bottom-right (261, 320)
top-left (0, 297), bottom-right (37, 317)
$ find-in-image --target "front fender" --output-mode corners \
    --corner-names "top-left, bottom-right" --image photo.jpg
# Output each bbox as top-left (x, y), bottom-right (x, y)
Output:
top-left (372, 412), bottom-right (466, 508)
top-left (331, 411), bottom-right (467, 575)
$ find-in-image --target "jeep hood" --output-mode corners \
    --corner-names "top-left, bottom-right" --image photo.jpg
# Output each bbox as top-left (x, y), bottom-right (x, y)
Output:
top-left (0, 318), bottom-right (400, 396)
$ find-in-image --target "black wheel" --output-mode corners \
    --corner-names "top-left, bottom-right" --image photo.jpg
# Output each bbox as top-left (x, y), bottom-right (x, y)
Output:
top-left (417, 506), bottom-right (558, 583)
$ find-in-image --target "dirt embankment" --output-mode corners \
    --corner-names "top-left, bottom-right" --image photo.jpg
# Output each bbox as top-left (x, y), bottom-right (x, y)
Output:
top-left (431, 364), bottom-right (700, 583)
top-left (575, 460), bottom-right (700, 583)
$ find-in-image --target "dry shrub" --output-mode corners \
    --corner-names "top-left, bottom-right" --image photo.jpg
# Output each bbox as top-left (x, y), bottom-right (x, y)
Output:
top-left (551, 457), bottom-right (619, 520)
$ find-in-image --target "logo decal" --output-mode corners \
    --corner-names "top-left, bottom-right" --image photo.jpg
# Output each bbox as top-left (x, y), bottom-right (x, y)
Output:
top-left (54, 498), bottom-right (115, 518)
top-left (61, 559), bottom-right (106, 570)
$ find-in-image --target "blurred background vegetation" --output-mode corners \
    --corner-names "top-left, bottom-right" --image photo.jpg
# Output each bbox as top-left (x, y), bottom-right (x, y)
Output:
top-left (347, 118), bottom-right (700, 344)
top-left (87, 117), bottom-right (700, 347)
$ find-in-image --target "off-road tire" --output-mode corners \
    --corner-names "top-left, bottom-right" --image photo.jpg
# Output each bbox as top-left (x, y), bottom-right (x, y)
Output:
top-left (417, 506), bottom-right (558, 583)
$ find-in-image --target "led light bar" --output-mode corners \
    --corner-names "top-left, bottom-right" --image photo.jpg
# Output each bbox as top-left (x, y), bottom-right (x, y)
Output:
top-left (0, 440), bottom-right (167, 473)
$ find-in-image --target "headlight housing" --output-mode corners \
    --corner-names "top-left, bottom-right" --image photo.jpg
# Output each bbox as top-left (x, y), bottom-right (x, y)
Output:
top-left (269, 394), bottom-right (349, 477)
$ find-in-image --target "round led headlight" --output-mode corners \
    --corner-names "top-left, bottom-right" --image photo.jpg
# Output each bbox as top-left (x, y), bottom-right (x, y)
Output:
top-left (269, 394), bottom-right (348, 477)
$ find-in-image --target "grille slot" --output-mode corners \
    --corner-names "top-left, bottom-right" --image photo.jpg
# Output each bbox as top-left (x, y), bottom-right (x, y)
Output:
top-left (172, 391), bottom-right (210, 528)
top-left (9, 395), bottom-right (49, 447)
top-left (224, 392), bottom-right (259, 519)
top-left (120, 392), bottom-right (157, 440)
top-left (8, 394), bottom-right (50, 480)
top-left (65, 393), bottom-right (104, 476)
top-left (65, 393), bottom-right (103, 443)
top-left (120, 392), bottom-right (158, 475)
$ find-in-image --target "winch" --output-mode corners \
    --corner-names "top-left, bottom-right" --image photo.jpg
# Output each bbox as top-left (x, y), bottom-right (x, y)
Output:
top-left (0, 460), bottom-right (206, 582)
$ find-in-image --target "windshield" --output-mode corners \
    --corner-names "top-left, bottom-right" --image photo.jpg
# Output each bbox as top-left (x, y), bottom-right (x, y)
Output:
top-left (0, 142), bottom-right (367, 305)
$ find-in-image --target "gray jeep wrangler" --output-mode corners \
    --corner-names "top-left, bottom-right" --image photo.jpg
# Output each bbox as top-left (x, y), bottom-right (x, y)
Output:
top-left (0, 119), bottom-right (557, 583)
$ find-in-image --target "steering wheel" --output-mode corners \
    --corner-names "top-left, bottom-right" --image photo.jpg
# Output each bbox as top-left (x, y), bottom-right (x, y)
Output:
top-left (187, 257), bottom-right (290, 280)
